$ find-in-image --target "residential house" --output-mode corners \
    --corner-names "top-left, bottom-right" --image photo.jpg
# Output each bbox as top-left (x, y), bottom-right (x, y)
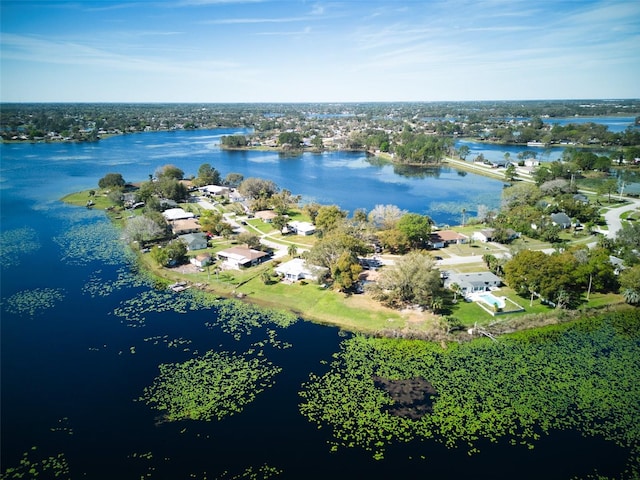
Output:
top-left (472, 228), bottom-right (519, 243)
top-left (444, 271), bottom-right (502, 295)
top-left (200, 185), bottom-right (230, 196)
top-left (229, 190), bottom-right (245, 203)
top-left (550, 212), bottom-right (572, 229)
top-left (190, 252), bottom-right (212, 268)
top-left (429, 230), bottom-right (468, 248)
top-left (162, 208), bottom-right (195, 221)
top-left (609, 256), bottom-right (626, 275)
top-left (288, 221), bottom-right (316, 236)
top-left (255, 210), bottom-right (278, 223)
top-left (472, 229), bottom-right (496, 243)
top-left (275, 258), bottom-right (326, 282)
top-left (217, 245), bottom-right (269, 269)
top-left (179, 232), bottom-right (208, 251)
top-left (171, 218), bottom-right (201, 235)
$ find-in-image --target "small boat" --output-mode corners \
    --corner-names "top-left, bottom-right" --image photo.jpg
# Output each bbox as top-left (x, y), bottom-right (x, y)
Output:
top-left (168, 281), bottom-right (189, 292)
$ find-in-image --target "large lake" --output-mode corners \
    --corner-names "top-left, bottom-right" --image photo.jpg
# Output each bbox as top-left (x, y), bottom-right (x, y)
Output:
top-left (0, 129), bottom-right (635, 478)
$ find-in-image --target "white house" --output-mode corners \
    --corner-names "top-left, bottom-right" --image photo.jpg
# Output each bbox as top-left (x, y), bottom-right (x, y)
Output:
top-left (472, 229), bottom-right (496, 242)
top-left (190, 252), bottom-right (212, 267)
top-left (288, 221), bottom-right (316, 236)
top-left (162, 208), bottom-right (195, 221)
top-left (200, 185), bottom-right (230, 196)
top-left (275, 258), bottom-right (326, 282)
top-left (429, 230), bottom-right (468, 248)
top-left (444, 271), bottom-right (502, 294)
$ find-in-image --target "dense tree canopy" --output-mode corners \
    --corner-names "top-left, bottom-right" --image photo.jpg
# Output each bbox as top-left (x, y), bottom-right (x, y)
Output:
top-left (368, 250), bottom-right (442, 309)
top-left (98, 172), bottom-right (125, 189)
top-left (504, 250), bottom-right (584, 308)
top-left (397, 213), bottom-right (432, 248)
top-left (155, 164), bottom-right (184, 181)
top-left (238, 177), bottom-right (278, 200)
top-left (314, 205), bottom-right (348, 235)
top-left (194, 163), bottom-right (221, 187)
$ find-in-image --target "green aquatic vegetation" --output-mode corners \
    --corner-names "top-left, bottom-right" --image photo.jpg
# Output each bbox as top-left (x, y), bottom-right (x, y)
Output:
top-left (50, 417), bottom-right (73, 436)
top-left (0, 227), bottom-right (40, 267)
top-left (207, 299), bottom-right (298, 340)
top-left (143, 335), bottom-right (192, 349)
top-left (218, 463), bottom-right (283, 479)
top-left (53, 220), bottom-right (131, 266)
top-left (299, 310), bottom-right (640, 464)
top-left (113, 289), bottom-right (219, 326)
top-left (82, 267), bottom-right (150, 297)
top-left (3, 288), bottom-right (65, 317)
top-left (139, 349), bottom-right (282, 423)
top-left (0, 446), bottom-right (70, 479)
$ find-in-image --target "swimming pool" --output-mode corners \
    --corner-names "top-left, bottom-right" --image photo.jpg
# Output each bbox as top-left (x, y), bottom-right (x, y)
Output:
top-left (476, 292), bottom-right (506, 309)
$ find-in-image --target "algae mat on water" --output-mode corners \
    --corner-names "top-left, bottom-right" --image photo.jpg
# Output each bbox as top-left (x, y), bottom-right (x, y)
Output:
top-left (139, 349), bottom-right (282, 423)
top-left (299, 309), bottom-right (640, 473)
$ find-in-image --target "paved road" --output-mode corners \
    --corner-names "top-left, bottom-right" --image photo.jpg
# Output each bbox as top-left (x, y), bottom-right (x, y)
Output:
top-left (602, 197), bottom-right (640, 238)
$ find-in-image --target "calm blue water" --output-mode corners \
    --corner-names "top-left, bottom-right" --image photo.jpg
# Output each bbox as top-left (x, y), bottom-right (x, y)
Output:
top-left (0, 129), bottom-right (632, 478)
top-left (0, 129), bottom-right (505, 225)
top-left (547, 116), bottom-right (637, 132)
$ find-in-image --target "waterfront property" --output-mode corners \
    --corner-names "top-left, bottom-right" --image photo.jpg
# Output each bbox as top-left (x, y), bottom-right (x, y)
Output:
top-left (444, 271), bottom-right (502, 295)
top-left (179, 232), bottom-right (208, 251)
top-left (468, 290), bottom-right (526, 316)
top-left (171, 218), bottom-right (201, 235)
top-left (190, 252), bottom-right (213, 267)
top-left (275, 258), bottom-right (326, 282)
top-left (162, 207), bottom-right (195, 221)
top-left (217, 245), bottom-right (269, 269)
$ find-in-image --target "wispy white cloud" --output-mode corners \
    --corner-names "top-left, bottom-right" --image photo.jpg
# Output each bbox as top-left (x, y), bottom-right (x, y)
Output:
top-left (256, 26), bottom-right (312, 36)
top-left (177, 0), bottom-right (265, 5)
top-left (0, 32), bottom-right (245, 76)
top-left (202, 16), bottom-right (311, 24)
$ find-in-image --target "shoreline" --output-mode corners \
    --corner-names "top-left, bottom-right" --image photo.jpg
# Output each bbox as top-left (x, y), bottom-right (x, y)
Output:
top-left (61, 186), bottom-right (630, 341)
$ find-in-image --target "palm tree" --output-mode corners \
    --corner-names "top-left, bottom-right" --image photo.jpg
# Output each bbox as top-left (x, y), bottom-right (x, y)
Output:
top-left (450, 282), bottom-right (461, 302)
top-left (622, 288), bottom-right (640, 305)
top-left (461, 208), bottom-right (467, 227)
top-left (431, 297), bottom-right (444, 313)
top-left (288, 243), bottom-right (298, 258)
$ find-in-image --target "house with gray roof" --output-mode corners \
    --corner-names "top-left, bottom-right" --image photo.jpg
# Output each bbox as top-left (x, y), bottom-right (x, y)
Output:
top-left (550, 212), bottom-right (572, 229)
top-left (444, 271), bottom-right (502, 294)
top-left (179, 232), bottom-right (208, 251)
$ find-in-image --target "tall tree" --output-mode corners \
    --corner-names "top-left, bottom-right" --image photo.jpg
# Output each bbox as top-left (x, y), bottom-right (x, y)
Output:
top-left (195, 163), bottom-right (221, 186)
top-left (368, 250), bottom-right (441, 309)
top-left (397, 213), bottom-right (431, 249)
top-left (98, 172), bottom-right (125, 189)
top-left (368, 204), bottom-right (406, 230)
top-left (315, 205), bottom-right (347, 235)
top-left (238, 177), bottom-right (278, 200)
top-left (155, 164), bottom-right (184, 180)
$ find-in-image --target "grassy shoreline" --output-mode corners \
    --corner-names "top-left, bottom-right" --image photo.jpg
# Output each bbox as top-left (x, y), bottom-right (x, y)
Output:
top-left (62, 184), bottom-right (631, 340)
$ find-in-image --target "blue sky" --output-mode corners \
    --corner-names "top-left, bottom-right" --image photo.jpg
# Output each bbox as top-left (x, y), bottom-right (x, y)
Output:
top-left (1, 0), bottom-right (639, 102)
